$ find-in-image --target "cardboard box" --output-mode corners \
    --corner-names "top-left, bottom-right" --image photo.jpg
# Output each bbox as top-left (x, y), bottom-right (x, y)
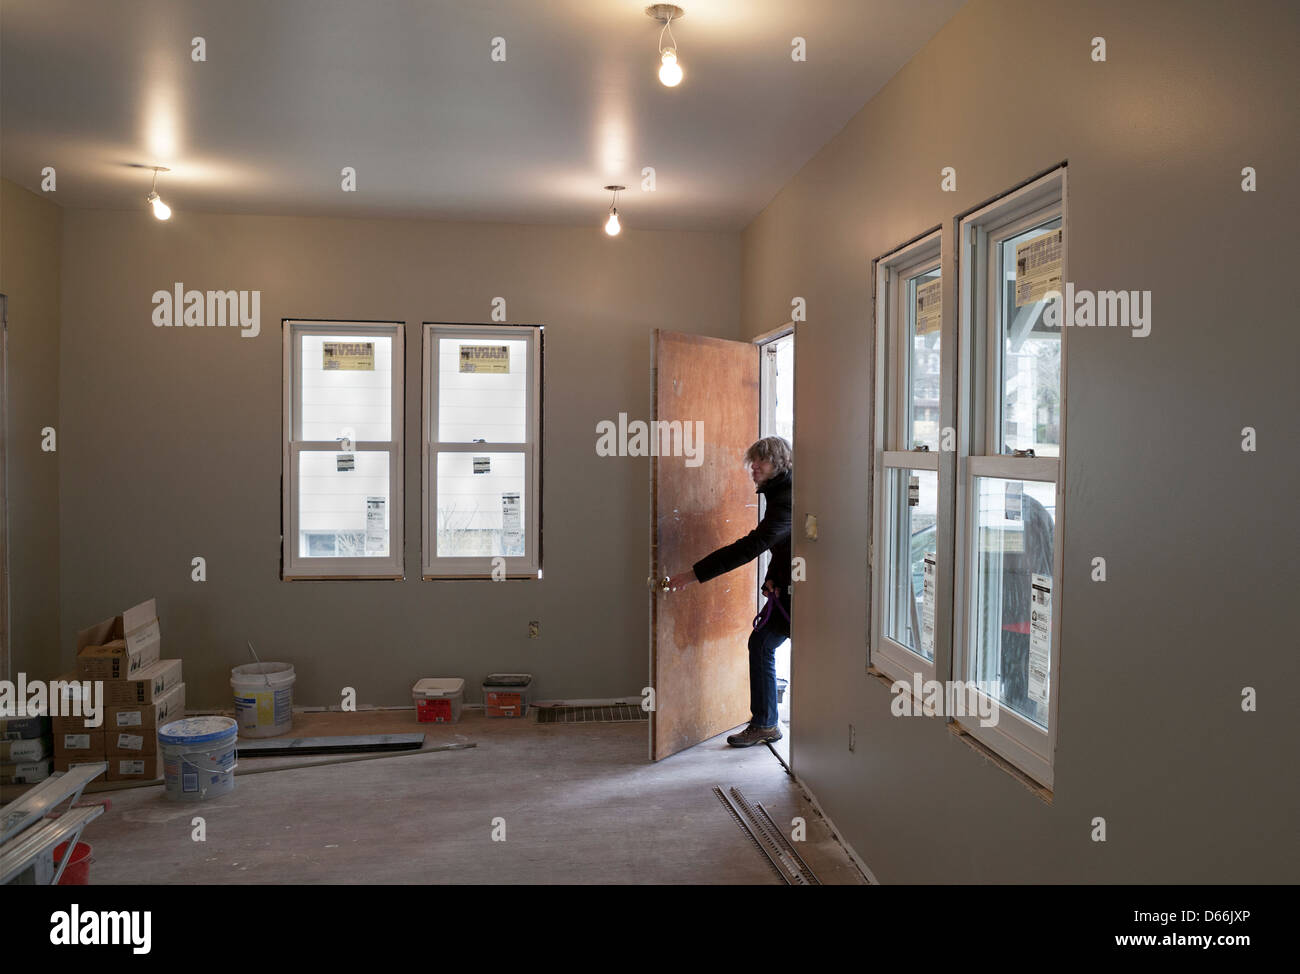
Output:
top-left (51, 709), bottom-right (106, 735)
top-left (0, 715), bottom-right (51, 740)
top-left (0, 758), bottom-right (53, 784)
top-left (52, 757), bottom-right (108, 775)
top-left (54, 730), bottom-right (106, 757)
top-left (0, 737), bottom-right (49, 762)
top-left (107, 755), bottom-right (161, 781)
top-left (75, 599), bottom-right (162, 680)
top-left (108, 730), bottom-right (158, 756)
top-left (105, 682), bottom-right (185, 731)
top-left (45, 673), bottom-right (102, 734)
top-left (102, 659), bottom-right (183, 706)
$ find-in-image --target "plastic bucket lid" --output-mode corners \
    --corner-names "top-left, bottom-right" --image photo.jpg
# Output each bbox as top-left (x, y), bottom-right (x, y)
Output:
top-left (483, 673), bottom-right (532, 687)
top-left (159, 715), bottom-right (239, 746)
top-left (231, 662), bottom-right (295, 687)
top-left (413, 678), bottom-right (465, 698)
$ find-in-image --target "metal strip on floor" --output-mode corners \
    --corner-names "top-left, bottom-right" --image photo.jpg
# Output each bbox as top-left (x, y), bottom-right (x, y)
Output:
top-left (713, 785), bottom-right (821, 885)
top-left (728, 786), bottom-right (819, 885)
top-left (712, 786), bottom-right (787, 884)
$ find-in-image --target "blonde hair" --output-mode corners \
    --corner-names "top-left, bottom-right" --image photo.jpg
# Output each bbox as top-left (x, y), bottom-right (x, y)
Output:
top-left (744, 436), bottom-right (792, 474)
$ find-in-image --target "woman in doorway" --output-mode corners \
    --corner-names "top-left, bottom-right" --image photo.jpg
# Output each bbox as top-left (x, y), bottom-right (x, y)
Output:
top-left (665, 436), bottom-right (793, 747)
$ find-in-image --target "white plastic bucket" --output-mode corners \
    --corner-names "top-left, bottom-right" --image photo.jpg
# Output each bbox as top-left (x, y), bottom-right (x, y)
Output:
top-left (231, 662), bottom-right (295, 738)
top-left (159, 716), bottom-right (238, 802)
top-left (412, 678), bottom-right (465, 723)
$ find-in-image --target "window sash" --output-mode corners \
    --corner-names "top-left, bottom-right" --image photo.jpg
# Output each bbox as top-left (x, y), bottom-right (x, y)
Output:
top-left (283, 320), bottom-right (405, 579)
top-left (423, 323), bottom-right (541, 578)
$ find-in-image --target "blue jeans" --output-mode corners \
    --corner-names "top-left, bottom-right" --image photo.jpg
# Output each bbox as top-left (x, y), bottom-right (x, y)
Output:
top-left (748, 616), bottom-right (788, 729)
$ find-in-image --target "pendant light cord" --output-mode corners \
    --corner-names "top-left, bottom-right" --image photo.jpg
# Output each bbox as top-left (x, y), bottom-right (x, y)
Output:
top-left (659, 12), bottom-right (677, 54)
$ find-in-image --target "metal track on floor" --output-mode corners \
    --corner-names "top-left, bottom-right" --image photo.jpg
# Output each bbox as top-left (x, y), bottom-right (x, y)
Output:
top-left (712, 785), bottom-right (820, 885)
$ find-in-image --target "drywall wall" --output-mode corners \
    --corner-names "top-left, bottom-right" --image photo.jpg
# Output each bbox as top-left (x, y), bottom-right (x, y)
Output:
top-left (58, 209), bottom-right (741, 708)
top-left (0, 178), bottom-right (61, 682)
top-left (741, 0), bottom-right (1298, 882)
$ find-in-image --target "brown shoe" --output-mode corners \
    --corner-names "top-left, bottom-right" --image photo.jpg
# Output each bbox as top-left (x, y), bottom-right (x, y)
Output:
top-left (726, 724), bottom-right (783, 747)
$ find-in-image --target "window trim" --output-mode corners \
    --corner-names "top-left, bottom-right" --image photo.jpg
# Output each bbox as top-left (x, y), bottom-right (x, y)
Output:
top-left (954, 166), bottom-right (1068, 788)
top-left (421, 322), bottom-right (542, 579)
top-left (281, 319), bottom-right (405, 580)
top-left (871, 229), bottom-right (943, 687)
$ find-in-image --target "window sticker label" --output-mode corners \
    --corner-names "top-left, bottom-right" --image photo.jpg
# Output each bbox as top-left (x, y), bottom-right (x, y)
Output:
top-left (365, 496), bottom-right (386, 556)
top-left (473, 457), bottom-right (491, 475)
top-left (322, 341), bottom-right (375, 371)
top-left (915, 277), bottom-right (942, 335)
top-left (459, 345), bottom-right (510, 374)
top-left (501, 492), bottom-right (522, 548)
top-left (1004, 480), bottom-right (1023, 521)
top-left (921, 552), bottom-right (936, 659)
top-left (907, 474), bottom-right (920, 506)
top-left (1028, 574), bottom-right (1052, 708)
top-left (1015, 230), bottom-right (1062, 306)
top-left (337, 453), bottom-right (355, 472)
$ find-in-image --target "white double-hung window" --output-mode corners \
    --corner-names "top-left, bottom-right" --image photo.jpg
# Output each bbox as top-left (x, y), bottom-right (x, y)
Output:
top-left (955, 167), bottom-right (1067, 786)
top-left (422, 324), bottom-right (542, 578)
top-left (282, 320), bottom-right (405, 579)
top-left (872, 231), bottom-right (943, 687)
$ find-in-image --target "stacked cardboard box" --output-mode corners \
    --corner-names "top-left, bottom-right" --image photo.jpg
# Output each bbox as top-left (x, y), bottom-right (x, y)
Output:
top-left (67, 599), bottom-right (185, 782)
top-left (0, 715), bottom-right (54, 784)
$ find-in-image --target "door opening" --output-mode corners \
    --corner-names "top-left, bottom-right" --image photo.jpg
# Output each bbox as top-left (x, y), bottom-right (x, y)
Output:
top-left (758, 330), bottom-right (794, 762)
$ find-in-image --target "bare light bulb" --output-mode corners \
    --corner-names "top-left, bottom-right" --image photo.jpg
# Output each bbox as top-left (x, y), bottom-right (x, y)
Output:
top-left (658, 49), bottom-right (683, 87)
top-left (147, 191), bottom-right (171, 221)
top-left (605, 208), bottom-right (621, 236)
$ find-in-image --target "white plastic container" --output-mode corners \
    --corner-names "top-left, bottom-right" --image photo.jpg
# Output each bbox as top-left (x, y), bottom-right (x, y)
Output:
top-left (412, 678), bottom-right (465, 723)
top-left (230, 662), bottom-right (295, 738)
top-left (159, 716), bottom-right (238, 801)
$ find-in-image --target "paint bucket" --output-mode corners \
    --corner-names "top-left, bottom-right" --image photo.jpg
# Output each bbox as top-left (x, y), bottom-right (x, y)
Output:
top-left (52, 841), bottom-right (92, 885)
top-left (159, 716), bottom-right (238, 801)
top-left (230, 662), bottom-right (295, 737)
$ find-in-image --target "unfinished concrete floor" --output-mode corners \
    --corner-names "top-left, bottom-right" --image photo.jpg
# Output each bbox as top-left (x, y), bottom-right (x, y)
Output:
top-left (53, 710), bottom-right (866, 884)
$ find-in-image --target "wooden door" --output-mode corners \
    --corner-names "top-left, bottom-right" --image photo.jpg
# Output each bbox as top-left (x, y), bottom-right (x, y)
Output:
top-left (650, 330), bottom-right (759, 761)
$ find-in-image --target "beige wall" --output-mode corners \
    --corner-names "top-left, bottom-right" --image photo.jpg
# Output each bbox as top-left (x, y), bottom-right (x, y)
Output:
top-left (0, 179), bottom-right (62, 681)
top-left (741, 0), bottom-right (1297, 882)
top-left (58, 208), bottom-right (740, 709)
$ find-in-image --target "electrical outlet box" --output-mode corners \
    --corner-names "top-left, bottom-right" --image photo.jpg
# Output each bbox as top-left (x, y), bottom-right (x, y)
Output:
top-left (528, 621), bottom-right (539, 638)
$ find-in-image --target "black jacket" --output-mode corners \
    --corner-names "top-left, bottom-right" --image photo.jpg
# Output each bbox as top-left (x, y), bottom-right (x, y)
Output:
top-left (692, 469), bottom-right (793, 612)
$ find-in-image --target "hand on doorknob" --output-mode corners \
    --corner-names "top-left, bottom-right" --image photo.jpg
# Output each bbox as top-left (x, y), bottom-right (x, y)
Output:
top-left (663, 570), bottom-right (698, 592)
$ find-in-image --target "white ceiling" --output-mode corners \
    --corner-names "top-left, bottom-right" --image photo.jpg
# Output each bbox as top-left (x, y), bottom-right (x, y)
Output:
top-left (1, 0), bottom-right (964, 231)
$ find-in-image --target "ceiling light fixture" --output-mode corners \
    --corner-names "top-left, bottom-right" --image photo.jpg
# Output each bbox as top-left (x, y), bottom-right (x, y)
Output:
top-left (604, 185), bottom-right (625, 236)
top-left (144, 165), bottom-right (172, 220)
top-left (646, 4), bottom-right (685, 87)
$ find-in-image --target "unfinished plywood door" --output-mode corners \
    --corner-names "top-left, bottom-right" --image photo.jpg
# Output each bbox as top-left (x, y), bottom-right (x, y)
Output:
top-left (650, 330), bottom-right (759, 761)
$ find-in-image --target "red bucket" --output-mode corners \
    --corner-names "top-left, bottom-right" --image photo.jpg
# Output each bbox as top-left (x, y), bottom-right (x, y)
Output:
top-left (52, 841), bottom-right (93, 885)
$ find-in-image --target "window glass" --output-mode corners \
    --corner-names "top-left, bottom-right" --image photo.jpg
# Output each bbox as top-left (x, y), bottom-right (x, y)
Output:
top-left (437, 338), bottom-right (528, 443)
top-left (300, 335), bottom-right (393, 442)
top-left (997, 221), bottom-right (1061, 456)
top-left (435, 452), bottom-right (526, 557)
top-left (298, 451), bottom-right (391, 558)
top-left (885, 468), bottom-right (938, 660)
top-left (906, 269), bottom-right (941, 450)
top-left (970, 477), bottom-right (1055, 727)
